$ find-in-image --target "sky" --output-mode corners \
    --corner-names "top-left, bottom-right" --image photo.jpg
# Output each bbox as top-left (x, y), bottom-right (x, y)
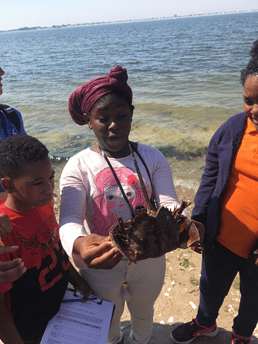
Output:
top-left (1, 0), bottom-right (258, 31)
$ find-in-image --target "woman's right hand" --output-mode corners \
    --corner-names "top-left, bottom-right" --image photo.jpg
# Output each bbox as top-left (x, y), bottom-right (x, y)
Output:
top-left (73, 234), bottom-right (123, 269)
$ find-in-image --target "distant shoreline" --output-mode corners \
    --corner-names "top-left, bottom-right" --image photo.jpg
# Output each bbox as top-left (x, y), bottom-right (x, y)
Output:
top-left (1, 9), bottom-right (257, 33)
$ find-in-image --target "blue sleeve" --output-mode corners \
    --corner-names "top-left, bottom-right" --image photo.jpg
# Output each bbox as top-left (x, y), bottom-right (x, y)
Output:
top-left (191, 130), bottom-right (220, 225)
top-left (14, 108), bottom-right (26, 134)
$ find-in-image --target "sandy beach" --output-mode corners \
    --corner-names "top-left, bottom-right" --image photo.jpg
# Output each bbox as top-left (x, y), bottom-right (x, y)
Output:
top-left (51, 164), bottom-right (258, 344)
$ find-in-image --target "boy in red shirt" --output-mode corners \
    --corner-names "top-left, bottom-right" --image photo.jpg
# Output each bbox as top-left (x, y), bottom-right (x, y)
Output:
top-left (0, 135), bottom-right (92, 344)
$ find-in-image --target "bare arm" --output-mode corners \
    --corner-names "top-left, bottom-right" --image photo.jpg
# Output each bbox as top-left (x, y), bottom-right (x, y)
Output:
top-left (0, 293), bottom-right (24, 344)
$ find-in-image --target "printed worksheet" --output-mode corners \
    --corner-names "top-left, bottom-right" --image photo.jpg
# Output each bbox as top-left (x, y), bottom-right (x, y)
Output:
top-left (40, 290), bottom-right (115, 344)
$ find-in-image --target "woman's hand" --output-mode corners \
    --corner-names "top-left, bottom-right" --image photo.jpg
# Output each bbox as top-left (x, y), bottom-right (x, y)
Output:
top-left (73, 234), bottom-right (123, 269)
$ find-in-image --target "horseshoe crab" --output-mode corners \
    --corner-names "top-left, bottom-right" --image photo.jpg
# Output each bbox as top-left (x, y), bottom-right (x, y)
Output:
top-left (109, 145), bottom-right (201, 263)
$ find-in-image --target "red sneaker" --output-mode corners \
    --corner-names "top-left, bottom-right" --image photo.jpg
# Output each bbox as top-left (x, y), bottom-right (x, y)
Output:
top-left (231, 330), bottom-right (251, 344)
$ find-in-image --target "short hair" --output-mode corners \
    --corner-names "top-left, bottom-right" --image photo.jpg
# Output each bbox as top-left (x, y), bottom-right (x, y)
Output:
top-left (241, 39), bottom-right (258, 86)
top-left (0, 135), bottom-right (49, 179)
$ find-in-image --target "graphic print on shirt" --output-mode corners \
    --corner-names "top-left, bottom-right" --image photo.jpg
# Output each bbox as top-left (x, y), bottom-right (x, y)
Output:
top-left (91, 167), bottom-right (150, 236)
top-left (37, 241), bottom-right (69, 292)
top-left (9, 239), bottom-right (69, 317)
top-left (16, 213), bottom-right (60, 266)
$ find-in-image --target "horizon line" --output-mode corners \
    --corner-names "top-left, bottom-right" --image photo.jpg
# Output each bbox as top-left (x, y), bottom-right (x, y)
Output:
top-left (1, 9), bottom-right (257, 33)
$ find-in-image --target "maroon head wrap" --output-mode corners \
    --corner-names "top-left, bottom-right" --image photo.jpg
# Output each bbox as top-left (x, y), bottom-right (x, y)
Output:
top-left (68, 66), bottom-right (133, 125)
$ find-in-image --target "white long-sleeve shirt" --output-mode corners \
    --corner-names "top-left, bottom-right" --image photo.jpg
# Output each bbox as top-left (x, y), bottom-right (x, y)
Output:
top-left (59, 143), bottom-right (180, 266)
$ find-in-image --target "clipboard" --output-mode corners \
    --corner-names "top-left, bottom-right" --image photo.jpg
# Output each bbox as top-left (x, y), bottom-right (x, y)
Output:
top-left (40, 288), bottom-right (115, 344)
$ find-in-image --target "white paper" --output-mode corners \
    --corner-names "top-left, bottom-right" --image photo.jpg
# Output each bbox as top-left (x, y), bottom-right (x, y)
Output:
top-left (40, 290), bottom-right (114, 344)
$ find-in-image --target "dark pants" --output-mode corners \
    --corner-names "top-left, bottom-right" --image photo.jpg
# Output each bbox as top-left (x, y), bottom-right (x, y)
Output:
top-left (196, 241), bottom-right (258, 337)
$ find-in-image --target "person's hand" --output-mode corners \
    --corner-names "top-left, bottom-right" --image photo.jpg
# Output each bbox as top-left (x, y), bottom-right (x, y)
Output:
top-left (254, 249), bottom-right (258, 266)
top-left (190, 220), bottom-right (205, 254)
top-left (0, 214), bottom-right (27, 283)
top-left (76, 280), bottom-right (94, 302)
top-left (0, 253), bottom-right (26, 284)
top-left (73, 234), bottom-right (123, 269)
top-left (0, 213), bottom-right (13, 240)
top-left (68, 262), bottom-right (94, 301)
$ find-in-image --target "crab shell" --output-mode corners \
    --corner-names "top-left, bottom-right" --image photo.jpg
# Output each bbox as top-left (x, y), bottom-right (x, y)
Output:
top-left (109, 202), bottom-right (200, 263)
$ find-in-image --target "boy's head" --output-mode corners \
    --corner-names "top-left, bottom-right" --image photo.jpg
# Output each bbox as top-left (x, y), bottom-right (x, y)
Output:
top-left (0, 135), bottom-right (55, 211)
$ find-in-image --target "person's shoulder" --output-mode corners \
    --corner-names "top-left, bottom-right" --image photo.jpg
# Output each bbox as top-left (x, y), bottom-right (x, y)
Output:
top-left (61, 147), bottom-right (93, 175)
top-left (0, 104), bottom-right (25, 134)
top-left (137, 142), bottom-right (166, 159)
top-left (12, 107), bottom-right (23, 119)
top-left (37, 203), bottom-right (58, 223)
top-left (213, 112), bottom-right (247, 137)
top-left (0, 203), bottom-right (11, 213)
top-left (7, 105), bottom-right (21, 114)
top-left (225, 112), bottom-right (246, 124)
top-left (136, 142), bottom-right (169, 169)
top-left (0, 202), bottom-right (6, 213)
top-left (220, 112), bottom-right (246, 127)
top-left (68, 147), bottom-right (92, 161)
top-left (137, 142), bottom-right (160, 154)
top-left (0, 104), bottom-right (22, 117)
top-left (38, 202), bottom-right (54, 214)
top-left (64, 148), bottom-right (90, 166)
top-left (0, 204), bottom-right (19, 223)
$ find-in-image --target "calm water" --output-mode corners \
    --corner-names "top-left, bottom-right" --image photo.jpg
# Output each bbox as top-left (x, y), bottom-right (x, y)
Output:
top-left (1, 12), bottom-right (258, 189)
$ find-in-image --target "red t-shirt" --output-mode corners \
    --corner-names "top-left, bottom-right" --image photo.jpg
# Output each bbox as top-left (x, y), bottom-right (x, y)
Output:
top-left (0, 203), bottom-right (69, 341)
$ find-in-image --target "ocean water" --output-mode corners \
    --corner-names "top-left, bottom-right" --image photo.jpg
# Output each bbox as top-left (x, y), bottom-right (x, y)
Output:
top-left (1, 12), bottom-right (258, 189)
